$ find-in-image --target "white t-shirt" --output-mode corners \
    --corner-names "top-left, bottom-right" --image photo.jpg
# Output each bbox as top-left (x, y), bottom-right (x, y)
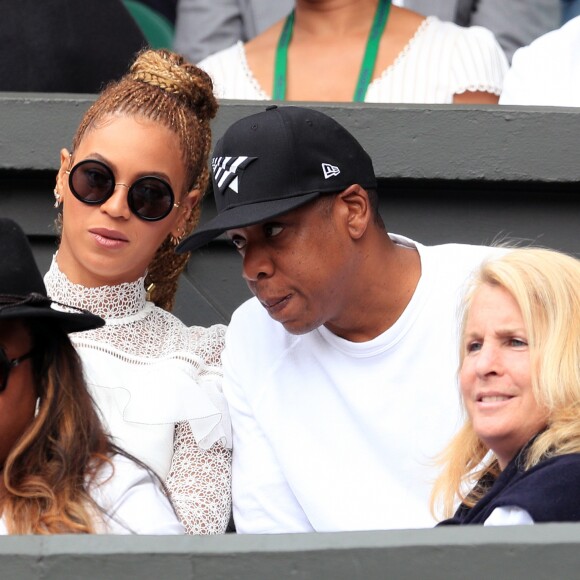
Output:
top-left (199, 16), bottom-right (507, 104)
top-left (222, 235), bottom-right (505, 533)
top-left (484, 506), bottom-right (534, 526)
top-left (500, 15), bottom-right (580, 106)
top-left (0, 455), bottom-right (184, 535)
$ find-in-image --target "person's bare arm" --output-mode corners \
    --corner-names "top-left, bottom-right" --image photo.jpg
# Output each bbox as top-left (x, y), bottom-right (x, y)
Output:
top-left (453, 91), bottom-right (500, 104)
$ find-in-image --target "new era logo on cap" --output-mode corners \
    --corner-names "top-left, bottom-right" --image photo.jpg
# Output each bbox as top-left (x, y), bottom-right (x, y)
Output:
top-left (212, 156), bottom-right (257, 195)
top-left (322, 163), bottom-right (340, 179)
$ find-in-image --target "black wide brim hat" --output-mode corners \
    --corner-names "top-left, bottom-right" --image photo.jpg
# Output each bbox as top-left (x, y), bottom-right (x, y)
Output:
top-left (0, 219), bottom-right (104, 334)
top-left (176, 105), bottom-right (377, 253)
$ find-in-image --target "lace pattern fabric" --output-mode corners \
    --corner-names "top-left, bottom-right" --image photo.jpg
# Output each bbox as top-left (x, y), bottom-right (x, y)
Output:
top-left (44, 256), bottom-right (232, 534)
top-left (166, 422), bottom-right (232, 535)
top-left (44, 259), bottom-right (224, 372)
top-left (45, 269), bottom-right (148, 320)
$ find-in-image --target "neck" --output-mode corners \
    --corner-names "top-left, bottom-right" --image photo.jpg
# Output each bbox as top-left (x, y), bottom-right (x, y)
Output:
top-left (294, 0), bottom-right (380, 36)
top-left (54, 251), bottom-right (145, 289)
top-left (325, 231), bottom-right (421, 342)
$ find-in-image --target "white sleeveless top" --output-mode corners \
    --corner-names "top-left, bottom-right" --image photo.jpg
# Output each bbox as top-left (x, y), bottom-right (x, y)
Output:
top-left (198, 16), bottom-right (508, 104)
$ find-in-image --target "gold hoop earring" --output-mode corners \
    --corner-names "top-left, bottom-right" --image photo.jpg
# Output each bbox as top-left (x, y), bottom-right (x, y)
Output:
top-left (146, 282), bottom-right (156, 302)
top-left (170, 226), bottom-right (186, 246)
top-left (53, 187), bottom-right (62, 208)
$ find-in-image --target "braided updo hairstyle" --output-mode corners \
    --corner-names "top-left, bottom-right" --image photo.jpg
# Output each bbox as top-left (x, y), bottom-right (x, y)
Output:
top-left (70, 49), bottom-right (218, 311)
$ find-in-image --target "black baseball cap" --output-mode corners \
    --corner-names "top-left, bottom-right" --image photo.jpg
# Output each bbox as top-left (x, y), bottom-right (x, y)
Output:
top-left (176, 105), bottom-right (377, 253)
top-left (0, 218), bottom-right (104, 334)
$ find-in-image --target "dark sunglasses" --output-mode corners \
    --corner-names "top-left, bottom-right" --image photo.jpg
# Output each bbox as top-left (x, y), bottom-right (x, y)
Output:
top-left (66, 159), bottom-right (180, 221)
top-left (0, 346), bottom-right (34, 393)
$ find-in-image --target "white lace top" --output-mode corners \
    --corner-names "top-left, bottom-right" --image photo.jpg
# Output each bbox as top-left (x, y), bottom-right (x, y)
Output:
top-left (44, 257), bottom-right (232, 535)
top-left (198, 16), bottom-right (508, 104)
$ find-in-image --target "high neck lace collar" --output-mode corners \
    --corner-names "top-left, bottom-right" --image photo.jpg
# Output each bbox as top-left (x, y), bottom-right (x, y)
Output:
top-left (44, 256), bottom-right (147, 320)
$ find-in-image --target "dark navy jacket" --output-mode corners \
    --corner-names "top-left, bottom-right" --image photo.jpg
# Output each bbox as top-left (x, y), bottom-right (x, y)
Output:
top-left (438, 449), bottom-right (580, 525)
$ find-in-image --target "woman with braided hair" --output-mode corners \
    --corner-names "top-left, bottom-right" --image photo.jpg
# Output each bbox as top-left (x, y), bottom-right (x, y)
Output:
top-left (45, 49), bottom-right (232, 534)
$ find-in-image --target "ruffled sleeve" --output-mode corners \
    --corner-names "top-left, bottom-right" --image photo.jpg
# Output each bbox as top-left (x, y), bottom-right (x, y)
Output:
top-left (165, 422), bottom-right (232, 534)
top-left (77, 326), bottom-right (232, 482)
top-left (450, 25), bottom-right (508, 96)
top-left (188, 323), bottom-right (233, 449)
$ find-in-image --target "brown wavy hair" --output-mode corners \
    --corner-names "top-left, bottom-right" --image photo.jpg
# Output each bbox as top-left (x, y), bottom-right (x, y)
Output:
top-left (68, 48), bottom-right (218, 311)
top-left (1, 322), bottom-right (121, 533)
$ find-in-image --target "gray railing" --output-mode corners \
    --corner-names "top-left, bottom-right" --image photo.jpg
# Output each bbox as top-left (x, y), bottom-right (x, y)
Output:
top-left (2, 524), bottom-right (580, 579)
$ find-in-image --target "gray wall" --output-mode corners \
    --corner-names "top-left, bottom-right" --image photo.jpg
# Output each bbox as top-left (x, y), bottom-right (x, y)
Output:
top-left (1, 95), bottom-right (579, 326)
top-left (2, 524), bottom-right (580, 579)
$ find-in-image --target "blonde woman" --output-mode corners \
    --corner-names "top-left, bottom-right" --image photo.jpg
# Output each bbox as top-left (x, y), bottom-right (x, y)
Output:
top-left (433, 248), bottom-right (580, 525)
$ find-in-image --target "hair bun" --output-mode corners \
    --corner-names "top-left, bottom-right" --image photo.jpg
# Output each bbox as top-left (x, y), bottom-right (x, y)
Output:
top-left (130, 49), bottom-right (217, 121)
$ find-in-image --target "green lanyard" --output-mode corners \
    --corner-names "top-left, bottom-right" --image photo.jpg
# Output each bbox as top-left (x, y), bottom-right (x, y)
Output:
top-left (273, 0), bottom-right (392, 102)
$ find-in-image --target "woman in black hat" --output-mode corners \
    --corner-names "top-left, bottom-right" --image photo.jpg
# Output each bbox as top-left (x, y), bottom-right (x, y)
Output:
top-left (46, 48), bottom-right (232, 535)
top-left (0, 218), bottom-right (183, 534)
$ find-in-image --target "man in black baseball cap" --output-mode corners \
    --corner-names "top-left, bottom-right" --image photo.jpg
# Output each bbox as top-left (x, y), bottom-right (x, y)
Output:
top-left (177, 105), bottom-right (378, 253)
top-left (178, 106), bottom-right (503, 533)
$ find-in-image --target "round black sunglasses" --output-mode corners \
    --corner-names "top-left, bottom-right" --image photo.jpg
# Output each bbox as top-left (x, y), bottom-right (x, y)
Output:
top-left (67, 159), bottom-right (180, 221)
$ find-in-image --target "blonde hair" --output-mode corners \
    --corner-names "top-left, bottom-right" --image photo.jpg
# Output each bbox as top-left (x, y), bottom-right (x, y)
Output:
top-left (69, 49), bottom-right (217, 310)
top-left (431, 248), bottom-right (580, 518)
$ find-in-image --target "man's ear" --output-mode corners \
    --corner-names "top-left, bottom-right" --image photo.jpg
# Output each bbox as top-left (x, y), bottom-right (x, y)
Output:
top-left (336, 184), bottom-right (372, 240)
top-left (171, 188), bottom-right (202, 239)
